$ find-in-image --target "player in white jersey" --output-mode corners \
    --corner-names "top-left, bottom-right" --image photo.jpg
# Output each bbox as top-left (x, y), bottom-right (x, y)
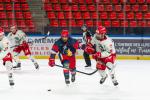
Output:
top-left (0, 27), bottom-right (14, 86)
top-left (85, 26), bottom-right (118, 86)
top-left (7, 25), bottom-right (39, 70)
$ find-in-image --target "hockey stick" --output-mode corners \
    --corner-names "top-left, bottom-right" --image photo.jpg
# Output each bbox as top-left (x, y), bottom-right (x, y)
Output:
top-left (55, 64), bottom-right (98, 75)
top-left (27, 31), bottom-right (50, 45)
top-left (29, 31), bottom-right (50, 42)
top-left (10, 31), bottom-right (50, 48)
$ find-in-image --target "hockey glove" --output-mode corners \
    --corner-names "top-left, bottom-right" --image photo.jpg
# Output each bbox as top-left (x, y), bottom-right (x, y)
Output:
top-left (92, 52), bottom-right (101, 59)
top-left (96, 62), bottom-right (102, 69)
top-left (2, 53), bottom-right (12, 65)
top-left (48, 58), bottom-right (55, 67)
top-left (84, 44), bottom-right (95, 54)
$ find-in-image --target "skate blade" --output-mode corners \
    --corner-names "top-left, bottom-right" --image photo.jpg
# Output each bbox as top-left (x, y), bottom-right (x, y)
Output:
top-left (13, 67), bottom-right (21, 70)
top-left (113, 83), bottom-right (119, 87)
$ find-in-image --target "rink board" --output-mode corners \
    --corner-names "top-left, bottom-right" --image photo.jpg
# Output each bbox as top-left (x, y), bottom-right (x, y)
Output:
top-left (19, 36), bottom-right (150, 60)
top-left (19, 55), bottom-right (150, 60)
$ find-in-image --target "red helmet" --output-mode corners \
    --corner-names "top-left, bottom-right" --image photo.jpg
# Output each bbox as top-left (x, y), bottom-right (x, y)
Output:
top-left (0, 27), bottom-right (4, 36)
top-left (61, 30), bottom-right (69, 37)
top-left (96, 26), bottom-right (107, 35)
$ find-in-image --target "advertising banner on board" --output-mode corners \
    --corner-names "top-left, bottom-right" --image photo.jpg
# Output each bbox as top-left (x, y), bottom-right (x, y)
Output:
top-left (25, 36), bottom-right (150, 56)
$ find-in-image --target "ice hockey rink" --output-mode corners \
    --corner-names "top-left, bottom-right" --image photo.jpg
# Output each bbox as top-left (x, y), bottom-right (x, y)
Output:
top-left (0, 59), bottom-right (150, 100)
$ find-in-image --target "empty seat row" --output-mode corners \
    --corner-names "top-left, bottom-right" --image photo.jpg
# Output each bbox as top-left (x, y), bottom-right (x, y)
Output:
top-left (49, 19), bottom-right (150, 27)
top-left (43, 0), bottom-right (150, 4)
top-left (0, 3), bottom-right (29, 11)
top-left (50, 20), bottom-right (150, 27)
top-left (0, 19), bottom-right (34, 28)
top-left (0, 20), bottom-right (35, 32)
top-left (0, 11), bottom-right (32, 19)
top-left (43, 0), bottom-right (98, 4)
top-left (44, 4), bottom-right (150, 12)
top-left (47, 11), bottom-right (150, 20)
top-left (0, 0), bottom-right (27, 3)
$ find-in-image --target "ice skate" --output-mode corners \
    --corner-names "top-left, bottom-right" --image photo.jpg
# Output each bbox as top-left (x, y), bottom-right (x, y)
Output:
top-left (13, 63), bottom-right (21, 70)
top-left (9, 80), bottom-right (15, 87)
top-left (71, 74), bottom-right (76, 82)
top-left (100, 74), bottom-right (108, 84)
top-left (111, 74), bottom-right (119, 86)
top-left (65, 79), bottom-right (70, 85)
top-left (112, 80), bottom-right (119, 86)
top-left (34, 62), bottom-right (39, 70)
top-left (8, 73), bottom-right (14, 87)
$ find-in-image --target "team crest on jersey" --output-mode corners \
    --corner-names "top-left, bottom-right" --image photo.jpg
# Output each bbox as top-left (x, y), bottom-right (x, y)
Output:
top-left (98, 44), bottom-right (105, 51)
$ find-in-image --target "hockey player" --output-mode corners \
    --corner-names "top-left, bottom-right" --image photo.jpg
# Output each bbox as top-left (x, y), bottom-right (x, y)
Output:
top-left (81, 24), bottom-right (93, 68)
top-left (0, 27), bottom-right (14, 86)
top-left (7, 25), bottom-right (39, 70)
top-left (85, 26), bottom-right (119, 86)
top-left (48, 29), bottom-right (79, 85)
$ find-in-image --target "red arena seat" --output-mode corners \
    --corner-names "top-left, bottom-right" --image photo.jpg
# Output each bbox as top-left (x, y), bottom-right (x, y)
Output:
top-left (49, 20), bottom-right (59, 27)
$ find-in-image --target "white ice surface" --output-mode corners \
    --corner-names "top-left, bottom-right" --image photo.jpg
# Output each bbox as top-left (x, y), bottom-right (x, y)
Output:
top-left (0, 59), bottom-right (150, 100)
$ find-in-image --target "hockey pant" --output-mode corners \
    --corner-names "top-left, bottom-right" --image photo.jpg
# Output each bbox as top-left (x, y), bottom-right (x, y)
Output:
top-left (97, 62), bottom-right (117, 83)
top-left (83, 51), bottom-right (91, 66)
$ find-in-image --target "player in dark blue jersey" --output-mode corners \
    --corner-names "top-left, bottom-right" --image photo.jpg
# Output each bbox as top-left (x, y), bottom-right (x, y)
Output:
top-left (48, 30), bottom-right (80, 85)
